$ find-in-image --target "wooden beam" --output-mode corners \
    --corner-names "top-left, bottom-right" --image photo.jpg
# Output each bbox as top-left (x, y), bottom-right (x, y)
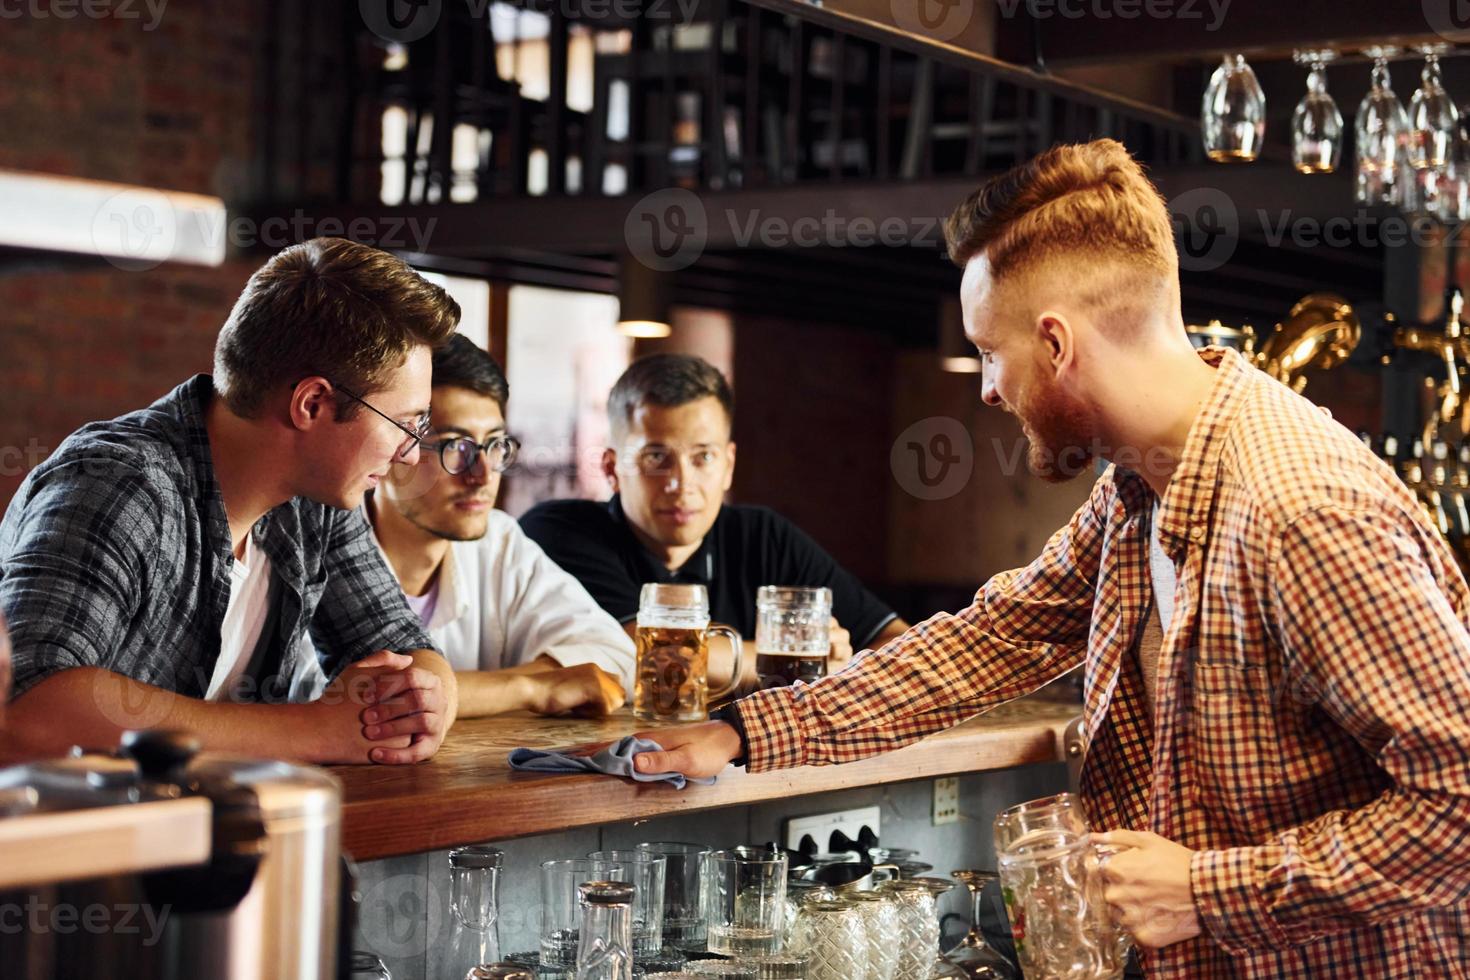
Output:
top-left (743, 0), bottom-right (1197, 132)
top-left (249, 161), bottom-right (1354, 255)
top-left (992, 0), bottom-right (1470, 69)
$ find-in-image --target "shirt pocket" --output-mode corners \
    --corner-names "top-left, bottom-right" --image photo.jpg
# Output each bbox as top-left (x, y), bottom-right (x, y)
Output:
top-left (1191, 661), bottom-right (1294, 828)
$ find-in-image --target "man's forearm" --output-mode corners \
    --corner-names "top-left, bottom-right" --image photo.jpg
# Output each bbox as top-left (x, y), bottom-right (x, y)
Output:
top-left (872, 617), bottom-right (911, 648)
top-left (9, 667), bottom-right (321, 760)
top-left (454, 669), bottom-right (537, 719)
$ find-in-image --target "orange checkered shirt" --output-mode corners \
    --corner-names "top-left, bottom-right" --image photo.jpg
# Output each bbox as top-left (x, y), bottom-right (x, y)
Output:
top-left (733, 348), bottom-right (1470, 977)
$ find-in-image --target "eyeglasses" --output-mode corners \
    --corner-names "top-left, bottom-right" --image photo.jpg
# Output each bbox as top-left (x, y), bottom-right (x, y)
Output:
top-left (329, 379), bottom-right (431, 461)
top-left (433, 433), bottom-right (521, 475)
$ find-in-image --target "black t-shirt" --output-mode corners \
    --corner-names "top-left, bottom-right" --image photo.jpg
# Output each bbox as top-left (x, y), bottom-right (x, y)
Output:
top-left (519, 495), bottom-right (898, 647)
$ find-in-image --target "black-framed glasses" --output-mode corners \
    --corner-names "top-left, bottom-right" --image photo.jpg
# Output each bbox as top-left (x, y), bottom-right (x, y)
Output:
top-left (432, 434), bottom-right (521, 475)
top-left (329, 379), bottom-right (431, 461)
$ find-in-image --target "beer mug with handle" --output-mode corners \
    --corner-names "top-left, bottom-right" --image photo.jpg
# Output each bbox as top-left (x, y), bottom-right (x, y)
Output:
top-left (993, 793), bottom-right (1129, 980)
top-left (634, 583), bottom-right (744, 722)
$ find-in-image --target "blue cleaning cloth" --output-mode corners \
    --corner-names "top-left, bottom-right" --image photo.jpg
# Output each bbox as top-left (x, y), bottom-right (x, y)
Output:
top-left (507, 735), bottom-right (716, 790)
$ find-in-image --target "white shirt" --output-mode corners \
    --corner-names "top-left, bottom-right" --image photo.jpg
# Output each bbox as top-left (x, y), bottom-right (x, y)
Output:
top-left (290, 510), bottom-right (635, 700)
top-left (415, 511), bottom-right (635, 687)
top-left (1148, 499), bottom-right (1178, 633)
top-left (207, 533), bottom-right (275, 702)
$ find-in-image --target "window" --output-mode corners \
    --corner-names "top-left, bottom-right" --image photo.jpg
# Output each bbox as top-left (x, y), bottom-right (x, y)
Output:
top-left (498, 285), bottom-right (631, 515)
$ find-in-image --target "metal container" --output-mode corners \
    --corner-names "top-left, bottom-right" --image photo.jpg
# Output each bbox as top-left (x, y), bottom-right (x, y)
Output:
top-left (0, 730), bottom-right (345, 979)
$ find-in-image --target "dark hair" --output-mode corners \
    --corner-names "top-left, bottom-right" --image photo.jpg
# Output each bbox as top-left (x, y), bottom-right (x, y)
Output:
top-left (431, 334), bottom-right (509, 411)
top-left (214, 237), bottom-right (460, 419)
top-left (608, 354), bottom-right (734, 439)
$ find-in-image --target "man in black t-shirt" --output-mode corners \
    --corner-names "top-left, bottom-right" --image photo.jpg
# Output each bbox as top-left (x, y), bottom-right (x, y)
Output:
top-left (521, 354), bottom-right (909, 683)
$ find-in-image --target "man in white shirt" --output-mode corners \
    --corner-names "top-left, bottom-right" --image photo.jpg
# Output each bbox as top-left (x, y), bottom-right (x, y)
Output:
top-left (365, 335), bottom-right (634, 717)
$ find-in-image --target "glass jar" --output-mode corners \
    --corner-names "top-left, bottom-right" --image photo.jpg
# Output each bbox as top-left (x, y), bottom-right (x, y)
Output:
top-left (790, 899), bottom-right (866, 980)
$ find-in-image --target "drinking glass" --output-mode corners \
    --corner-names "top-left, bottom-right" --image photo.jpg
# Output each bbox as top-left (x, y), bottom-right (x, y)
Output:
top-left (1291, 50), bottom-right (1342, 174)
top-left (876, 880), bottom-right (940, 980)
top-left (844, 891), bottom-right (899, 980)
top-left (993, 793), bottom-right (1128, 980)
top-left (542, 859), bottom-right (603, 967)
top-left (575, 881), bottom-right (636, 980)
top-left (1449, 111), bottom-right (1470, 221)
top-left (754, 586), bottom-right (832, 689)
top-left (588, 850), bottom-right (668, 956)
top-left (1406, 45), bottom-right (1460, 217)
top-left (701, 849), bottom-right (788, 956)
top-left (635, 583), bottom-right (744, 721)
top-left (789, 899), bottom-right (866, 980)
top-left (935, 871), bottom-right (1018, 979)
top-left (1201, 54), bottom-right (1265, 162)
top-left (637, 842), bottom-right (713, 950)
top-left (448, 846), bottom-right (504, 978)
top-left (1355, 47), bottom-right (1411, 206)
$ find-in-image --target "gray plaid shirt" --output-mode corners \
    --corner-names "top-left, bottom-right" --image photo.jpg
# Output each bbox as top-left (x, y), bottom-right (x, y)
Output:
top-left (0, 375), bottom-right (436, 700)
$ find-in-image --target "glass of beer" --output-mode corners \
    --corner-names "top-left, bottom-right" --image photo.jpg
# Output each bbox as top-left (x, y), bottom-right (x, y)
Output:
top-left (635, 583), bottom-right (744, 722)
top-left (755, 586), bottom-right (832, 689)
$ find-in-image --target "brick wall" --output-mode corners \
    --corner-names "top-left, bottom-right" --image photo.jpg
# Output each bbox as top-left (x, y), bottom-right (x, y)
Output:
top-left (0, 1), bottom-right (266, 504)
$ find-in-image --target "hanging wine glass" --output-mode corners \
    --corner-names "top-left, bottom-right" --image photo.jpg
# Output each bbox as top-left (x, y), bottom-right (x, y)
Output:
top-left (1449, 108), bottom-right (1470, 222)
top-left (1406, 44), bottom-right (1460, 218)
top-left (1355, 47), bottom-right (1410, 207)
top-left (1291, 49), bottom-right (1343, 174)
top-left (1202, 54), bottom-right (1266, 162)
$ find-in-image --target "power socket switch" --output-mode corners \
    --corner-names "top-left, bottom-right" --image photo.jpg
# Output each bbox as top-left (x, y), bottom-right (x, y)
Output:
top-left (933, 777), bottom-right (960, 825)
top-left (784, 806), bottom-right (882, 858)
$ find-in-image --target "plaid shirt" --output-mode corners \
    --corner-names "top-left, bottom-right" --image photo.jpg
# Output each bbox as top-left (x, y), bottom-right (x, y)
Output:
top-left (735, 348), bottom-right (1470, 977)
top-left (0, 375), bottom-right (435, 700)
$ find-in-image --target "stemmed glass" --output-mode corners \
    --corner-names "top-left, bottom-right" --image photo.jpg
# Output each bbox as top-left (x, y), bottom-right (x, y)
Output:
top-left (1355, 47), bottom-right (1411, 206)
top-left (1292, 50), bottom-right (1342, 174)
top-left (1406, 45), bottom-right (1461, 218)
top-left (932, 871), bottom-right (1018, 979)
top-left (1202, 54), bottom-right (1266, 162)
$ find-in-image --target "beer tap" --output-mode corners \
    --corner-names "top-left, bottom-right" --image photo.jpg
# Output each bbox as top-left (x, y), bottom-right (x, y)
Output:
top-left (1393, 287), bottom-right (1469, 447)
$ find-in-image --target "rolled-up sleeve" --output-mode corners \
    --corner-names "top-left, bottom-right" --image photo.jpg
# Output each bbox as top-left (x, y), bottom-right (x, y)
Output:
top-left (497, 522), bottom-right (637, 691)
top-left (308, 506), bottom-right (438, 681)
top-left (737, 471), bottom-right (1110, 772)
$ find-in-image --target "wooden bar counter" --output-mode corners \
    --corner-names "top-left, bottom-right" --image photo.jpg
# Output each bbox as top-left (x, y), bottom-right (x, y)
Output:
top-left (330, 697), bottom-right (1081, 861)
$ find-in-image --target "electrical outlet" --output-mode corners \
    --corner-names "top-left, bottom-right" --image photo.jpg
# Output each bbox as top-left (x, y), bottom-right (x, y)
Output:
top-left (784, 806), bottom-right (881, 858)
top-left (933, 777), bottom-right (960, 825)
